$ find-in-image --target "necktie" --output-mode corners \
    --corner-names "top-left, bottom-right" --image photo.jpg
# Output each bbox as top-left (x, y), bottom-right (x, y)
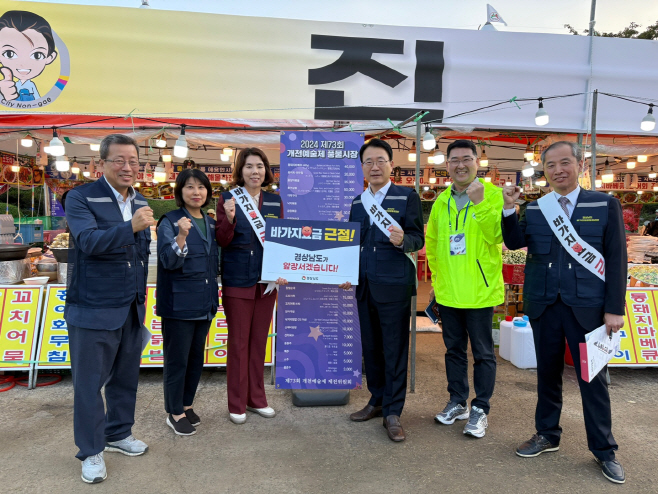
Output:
top-left (558, 196), bottom-right (570, 218)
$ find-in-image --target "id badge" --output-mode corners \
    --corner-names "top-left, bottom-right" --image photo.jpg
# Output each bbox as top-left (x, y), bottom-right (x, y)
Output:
top-left (449, 232), bottom-right (466, 256)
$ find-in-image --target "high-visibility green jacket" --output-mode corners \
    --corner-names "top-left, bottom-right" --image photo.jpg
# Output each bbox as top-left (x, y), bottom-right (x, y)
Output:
top-left (426, 179), bottom-right (505, 308)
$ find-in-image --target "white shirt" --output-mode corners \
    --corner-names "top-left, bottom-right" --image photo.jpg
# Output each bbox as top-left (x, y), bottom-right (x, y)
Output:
top-left (367, 180), bottom-right (392, 224)
top-left (104, 176), bottom-right (136, 222)
top-left (503, 185), bottom-right (581, 218)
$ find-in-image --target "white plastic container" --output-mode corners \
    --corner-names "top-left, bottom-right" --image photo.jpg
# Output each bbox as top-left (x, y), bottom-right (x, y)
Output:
top-left (510, 315), bottom-right (537, 369)
top-left (499, 316), bottom-right (514, 361)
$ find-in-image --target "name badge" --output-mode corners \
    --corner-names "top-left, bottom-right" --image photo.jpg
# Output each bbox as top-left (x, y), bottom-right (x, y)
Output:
top-left (450, 232), bottom-right (466, 256)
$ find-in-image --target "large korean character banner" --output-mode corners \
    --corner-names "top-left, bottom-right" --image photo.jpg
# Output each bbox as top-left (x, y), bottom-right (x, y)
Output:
top-left (262, 219), bottom-right (360, 285)
top-left (0, 287), bottom-right (42, 370)
top-left (610, 288), bottom-right (658, 366)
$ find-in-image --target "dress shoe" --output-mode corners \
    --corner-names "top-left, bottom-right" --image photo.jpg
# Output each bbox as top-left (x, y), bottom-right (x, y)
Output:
top-left (383, 415), bottom-right (406, 442)
top-left (596, 458), bottom-right (625, 484)
top-left (349, 404), bottom-right (383, 422)
top-left (516, 433), bottom-right (559, 457)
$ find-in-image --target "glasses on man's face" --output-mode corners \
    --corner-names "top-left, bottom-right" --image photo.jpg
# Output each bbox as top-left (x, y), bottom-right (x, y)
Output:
top-left (362, 159), bottom-right (389, 168)
top-left (448, 157), bottom-right (475, 166)
top-left (105, 158), bottom-right (140, 168)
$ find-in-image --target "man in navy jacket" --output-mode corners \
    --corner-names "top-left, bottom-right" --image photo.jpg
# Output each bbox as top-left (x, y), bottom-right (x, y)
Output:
top-left (340, 138), bottom-right (424, 442)
top-left (65, 134), bottom-right (153, 484)
top-left (502, 141), bottom-right (626, 484)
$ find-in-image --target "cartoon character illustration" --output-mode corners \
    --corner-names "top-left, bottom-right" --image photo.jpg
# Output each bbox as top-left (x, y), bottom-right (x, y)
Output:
top-left (302, 226), bottom-right (312, 237)
top-left (0, 11), bottom-right (58, 102)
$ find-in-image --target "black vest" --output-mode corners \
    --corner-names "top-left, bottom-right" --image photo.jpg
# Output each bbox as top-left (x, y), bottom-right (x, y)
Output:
top-left (220, 190), bottom-right (282, 287)
top-left (156, 208), bottom-right (219, 319)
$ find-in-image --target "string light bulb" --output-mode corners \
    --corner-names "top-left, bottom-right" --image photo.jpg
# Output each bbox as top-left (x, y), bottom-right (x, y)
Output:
top-left (429, 177), bottom-right (437, 184)
top-left (55, 155), bottom-right (70, 172)
top-left (535, 98), bottom-right (549, 126)
top-left (220, 154), bottom-right (229, 162)
top-left (638, 155), bottom-right (648, 163)
top-left (408, 143), bottom-right (416, 162)
top-left (480, 148), bottom-right (489, 167)
top-left (83, 164), bottom-right (90, 177)
top-left (427, 156), bottom-right (435, 164)
top-left (20, 134), bottom-right (33, 147)
top-left (90, 143), bottom-right (100, 152)
top-left (134, 182), bottom-right (141, 187)
top-left (524, 144), bottom-right (534, 161)
top-left (71, 158), bottom-right (80, 174)
top-left (484, 176), bottom-right (492, 183)
top-left (641, 104), bottom-right (656, 131)
top-left (602, 159), bottom-right (614, 183)
top-left (433, 149), bottom-right (445, 164)
top-left (173, 125), bottom-right (188, 158)
top-left (11, 160), bottom-right (19, 172)
top-left (650, 165), bottom-right (657, 179)
top-left (627, 161), bottom-right (636, 169)
top-left (48, 128), bottom-right (65, 156)
top-left (223, 147), bottom-right (233, 156)
top-left (536, 178), bottom-right (547, 187)
top-left (155, 134), bottom-right (167, 148)
top-left (162, 153), bottom-right (172, 162)
top-left (154, 156), bottom-right (166, 182)
top-left (522, 160), bottom-right (534, 177)
top-left (422, 127), bottom-right (436, 150)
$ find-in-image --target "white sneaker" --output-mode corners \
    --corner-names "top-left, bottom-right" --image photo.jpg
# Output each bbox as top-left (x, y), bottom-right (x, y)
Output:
top-left (81, 452), bottom-right (107, 484)
top-left (104, 435), bottom-right (149, 456)
top-left (246, 406), bottom-right (276, 418)
top-left (229, 413), bottom-right (246, 424)
top-left (463, 406), bottom-right (488, 438)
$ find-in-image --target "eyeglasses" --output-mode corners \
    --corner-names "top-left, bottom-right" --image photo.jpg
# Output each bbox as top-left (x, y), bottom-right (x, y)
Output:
top-left (362, 159), bottom-right (390, 168)
top-left (104, 158), bottom-right (140, 168)
top-left (448, 157), bottom-right (475, 166)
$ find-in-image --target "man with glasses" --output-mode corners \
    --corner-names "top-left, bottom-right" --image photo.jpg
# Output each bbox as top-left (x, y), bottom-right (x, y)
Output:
top-left (339, 138), bottom-right (424, 442)
top-left (425, 139), bottom-right (504, 438)
top-left (65, 134), bottom-right (154, 483)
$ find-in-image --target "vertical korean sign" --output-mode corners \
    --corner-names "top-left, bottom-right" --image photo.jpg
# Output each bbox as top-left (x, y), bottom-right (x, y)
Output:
top-left (277, 131), bottom-right (364, 389)
top-left (608, 288), bottom-right (658, 366)
top-left (0, 287), bottom-right (42, 371)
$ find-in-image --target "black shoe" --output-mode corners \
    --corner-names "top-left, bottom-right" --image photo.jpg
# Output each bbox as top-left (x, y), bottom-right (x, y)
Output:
top-left (185, 408), bottom-right (201, 426)
top-left (166, 414), bottom-right (197, 436)
top-left (596, 458), bottom-right (625, 484)
top-left (516, 433), bottom-right (559, 457)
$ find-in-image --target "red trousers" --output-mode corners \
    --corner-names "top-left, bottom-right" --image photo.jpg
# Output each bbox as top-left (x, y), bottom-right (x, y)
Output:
top-left (223, 289), bottom-right (276, 414)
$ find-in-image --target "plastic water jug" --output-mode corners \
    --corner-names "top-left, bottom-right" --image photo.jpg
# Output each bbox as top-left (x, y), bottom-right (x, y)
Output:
top-left (499, 316), bottom-right (514, 361)
top-left (510, 315), bottom-right (537, 369)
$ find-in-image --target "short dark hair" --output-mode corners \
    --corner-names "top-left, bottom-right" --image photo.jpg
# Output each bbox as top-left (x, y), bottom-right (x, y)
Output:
top-left (446, 139), bottom-right (477, 159)
top-left (0, 11), bottom-right (56, 55)
top-left (100, 134), bottom-right (140, 160)
top-left (359, 138), bottom-right (393, 162)
top-left (232, 148), bottom-right (274, 187)
top-left (174, 168), bottom-right (212, 208)
top-left (540, 141), bottom-right (583, 165)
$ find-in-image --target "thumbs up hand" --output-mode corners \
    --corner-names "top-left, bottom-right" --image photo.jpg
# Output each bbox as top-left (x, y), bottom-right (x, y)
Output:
top-left (0, 67), bottom-right (18, 101)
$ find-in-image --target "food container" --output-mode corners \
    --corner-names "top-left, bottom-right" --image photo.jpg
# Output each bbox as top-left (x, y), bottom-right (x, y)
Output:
top-left (50, 248), bottom-right (69, 263)
top-left (36, 262), bottom-right (58, 281)
top-left (23, 276), bottom-right (49, 285)
top-left (0, 259), bottom-right (29, 284)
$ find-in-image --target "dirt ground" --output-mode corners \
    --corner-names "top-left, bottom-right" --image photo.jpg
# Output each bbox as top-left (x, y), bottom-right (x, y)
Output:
top-left (1, 332), bottom-right (656, 494)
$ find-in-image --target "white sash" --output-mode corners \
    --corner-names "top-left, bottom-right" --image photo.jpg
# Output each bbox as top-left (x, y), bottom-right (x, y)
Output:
top-left (230, 187), bottom-right (277, 294)
top-left (537, 192), bottom-right (605, 282)
top-left (360, 189), bottom-right (417, 283)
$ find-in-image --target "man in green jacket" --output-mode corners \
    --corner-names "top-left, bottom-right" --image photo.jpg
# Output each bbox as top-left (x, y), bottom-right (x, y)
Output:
top-left (426, 139), bottom-right (504, 438)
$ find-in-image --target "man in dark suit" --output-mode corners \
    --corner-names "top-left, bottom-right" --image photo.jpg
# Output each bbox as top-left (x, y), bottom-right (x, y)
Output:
top-left (65, 134), bottom-right (153, 483)
top-left (502, 141), bottom-right (626, 484)
top-left (339, 138), bottom-right (424, 442)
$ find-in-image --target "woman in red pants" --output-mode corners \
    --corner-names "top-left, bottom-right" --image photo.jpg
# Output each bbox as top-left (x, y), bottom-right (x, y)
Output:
top-left (215, 147), bottom-right (287, 424)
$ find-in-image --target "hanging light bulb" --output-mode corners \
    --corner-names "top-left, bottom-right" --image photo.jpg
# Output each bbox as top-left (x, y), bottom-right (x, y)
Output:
top-left (535, 98), bottom-right (549, 126)
top-left (638, 155), bottom-right (648, 163)
top-left (444, 179), bottom-right (452, 186)
top-left (523, 144), bottom-right (534, 161)
top-left (20, 134), bottom-right (33, 147)
top-left (11, 160), bottom-right (19, 172)
top-left (505, 181), bottom-right (512, 186)
top-left (48, 128), bottom-right (65, 156)
top-left (134, 182), bottom-right (141, 188)
top-left (71, 158), bottom-right (80, 174)
top-left (155, 134), bottom-right (167, 148)
top-left (220, 154), bottom-right (229, 162)
top-left (427, 155), bottom-right (435, 165)
top-left (480, 148), bottom-right (489, 167)
top-left (422, 127), bottom-right (436, 151)
top-left (173, 125), bottom-right (188, 158)
top-left (536, 178), bottom-right (547, 187)
top-left (169, 182), bottom-right (176, 187)
top-left (223, 147), bottom-right (233, 156)
top-left (429, 177), bottom-right (437, 184)
top-left (433, 149), bottom-right (445, 164)
top-left (408, 143), bottom-right (416, 162)
top-left (654, 186), bottom-right (658, 191)
top-left (55, 155), bottom-right (70, 172)
top-left (641, 104), bottom-right (656, 131)
top-left (484, 176), bottom-right (492, 183)
top-left (83, 164), bottom-right (90, 177)
top-left (595, 172), bottom-right (602, 188)
top-left (162, 153), bottom-right (172, 162)
top-left (638, 190), bottom-right (644, 196)
top-left (602, 160), bottom-right (614, 183)
top-left (522, 160), bottom-right (534, 177)
top-left (220, 179), bottom-right (228, 185)
top-left (627, 161), bottom-right (636, 169)
top-left (271, 184), bottom-right (278, 191)
top-left (650, 165), bottom-right (656, 179)
top-left (154, 156), bottom-right (166, 182)
top-left (585, 151), bottom-right (592, 158)
top-left (530, 160), bottom-right (539, 167)
top-left (423, 186), bottom-right (430, 191)
top-left (90, 143), bottom-right (100, 152)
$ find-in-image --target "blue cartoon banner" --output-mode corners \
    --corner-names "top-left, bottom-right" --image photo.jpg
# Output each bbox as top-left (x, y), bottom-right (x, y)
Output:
top-left (261, 218), bottom-right (360, 284)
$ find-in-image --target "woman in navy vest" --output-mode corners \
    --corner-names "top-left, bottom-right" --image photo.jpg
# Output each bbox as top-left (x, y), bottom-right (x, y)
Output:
top-left (156, 168), bottom-right (219, 435)
top-left (216, 148), bottom-right (286, 424)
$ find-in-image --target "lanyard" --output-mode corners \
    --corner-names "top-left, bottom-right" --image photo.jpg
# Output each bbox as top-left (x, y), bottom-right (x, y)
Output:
top-left (447, 195), bottom-right (470, 232)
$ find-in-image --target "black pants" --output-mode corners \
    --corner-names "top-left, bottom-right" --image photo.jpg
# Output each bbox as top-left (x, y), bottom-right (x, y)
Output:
top-left (69, 301), bottom-right (142, 460)
top-left (162, 318), bottom-right (212, 415)
top-left (438, 305), bottom-right (496, 414)
top-left (357, 286), bottom-right (411, 418)
top-left (530, 298), bottom-right (617, 461)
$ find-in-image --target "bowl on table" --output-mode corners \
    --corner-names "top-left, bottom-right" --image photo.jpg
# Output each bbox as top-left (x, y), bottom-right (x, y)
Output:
top-left (23, 276), bottom-right (50, 285)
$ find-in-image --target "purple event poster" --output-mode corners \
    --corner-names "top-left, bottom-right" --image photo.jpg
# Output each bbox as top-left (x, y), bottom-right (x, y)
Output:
top-left (276, 131), bottom-right (365, 390)
top-left (276, 284), bottom-right (362, 390)
top-left (279, 131), bottom-right (364, 221)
